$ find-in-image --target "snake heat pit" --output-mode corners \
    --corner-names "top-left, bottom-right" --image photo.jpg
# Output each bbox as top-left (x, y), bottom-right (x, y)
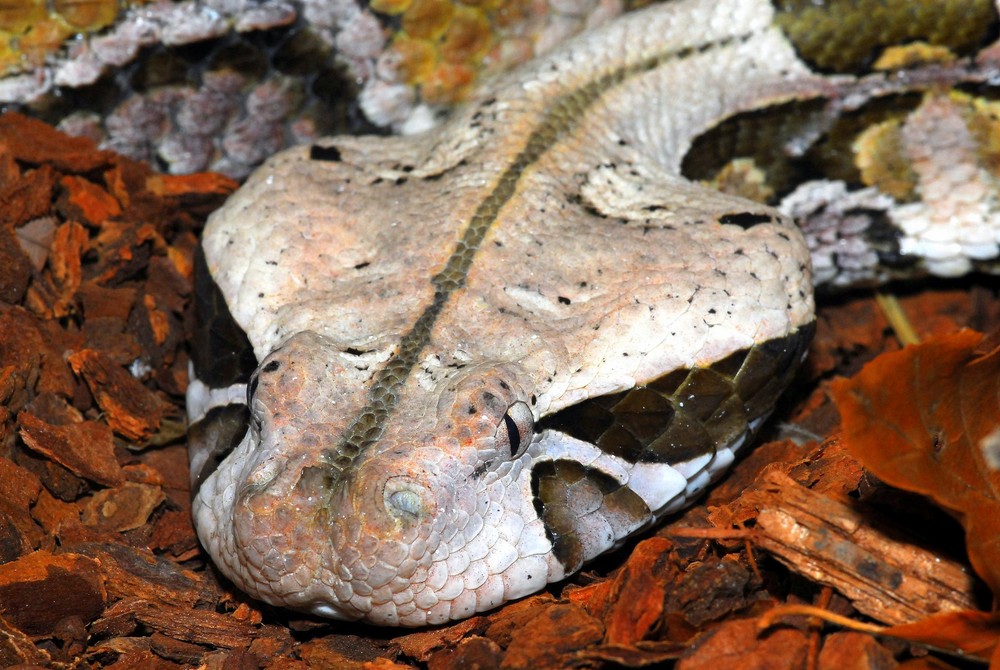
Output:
top-left (187, 0), bottom-right (1000, 625)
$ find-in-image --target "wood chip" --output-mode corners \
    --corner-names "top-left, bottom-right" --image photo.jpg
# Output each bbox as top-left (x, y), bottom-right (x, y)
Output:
top-left (59, 174), bottom-right (123, 226)
top-left (67, 350), bottom-right (163, 442)
top-left (0, 113), bottom-right (116, 172)
top-left (81, 482), bottom-right (166, 533)
top-left (499, 603), bottom-right (604, 669)
top-left (752, 470), bottom-right (978, 625)
top-left (0, 551), bottom-right (106, 636)
top-left (19, 412), bottom-right (124, 487)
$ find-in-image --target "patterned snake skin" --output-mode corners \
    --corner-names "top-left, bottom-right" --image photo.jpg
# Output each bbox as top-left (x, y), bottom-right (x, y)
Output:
top-left (185, 0), bottom-right (1000, 625)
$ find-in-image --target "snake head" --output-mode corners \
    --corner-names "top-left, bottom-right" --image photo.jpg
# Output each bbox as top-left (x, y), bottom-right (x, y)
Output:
top-left (193, 335), bottom-right (555, 625)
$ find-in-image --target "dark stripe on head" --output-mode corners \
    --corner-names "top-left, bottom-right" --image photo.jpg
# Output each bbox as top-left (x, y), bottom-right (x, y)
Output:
top-left (540, 323), bottom-right (815, 466)
top-left (188, 404), bottom-right (251, 496)
top-left (531, 459), bottom-right (650, 573)
top-left (191, 246), bottom-right (258, 388)
top-left (320, 32), bottom-right (754, 482)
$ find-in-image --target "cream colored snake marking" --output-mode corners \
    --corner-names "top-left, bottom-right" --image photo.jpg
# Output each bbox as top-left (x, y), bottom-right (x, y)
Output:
top-left (186, 0), bottom-right (1000, 625)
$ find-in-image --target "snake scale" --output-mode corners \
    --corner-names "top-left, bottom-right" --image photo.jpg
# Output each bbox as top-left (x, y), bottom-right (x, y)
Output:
top-left (186, 0), bottom-right (1000, 625)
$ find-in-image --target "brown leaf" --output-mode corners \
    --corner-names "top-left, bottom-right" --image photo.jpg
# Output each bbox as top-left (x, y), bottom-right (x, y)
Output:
top-left (676, 618), bottom-right (808, 670)
top-left (393, 615), bottom-right (486, 661)
top-left (0, 456), bottom-right (44, 562)
top-left (15, 215), bottom-right (57, 271)
top-left (68, 349), bottom-right (163, 441)
top-left (884, 610), bottom-right (1000, 663)
top-left (830, 329), bottom-right (1000, 595)
top-left (149, 508), bottom-right (198, 558)
top-left (0, 614), bottom-right (50, 666)
top-left (427, 636), bottom-right (501, 670)
top-left (0, 162), bottom-right (57, 229)
top-left (19, 411), bottom-right (124, 487)
top-left (297, 635), bottom-right (388, 670)
top-left (601, 537), bottom-right (675, 644)
top-left (0, 455), bottom-right (42, 511)
top-left (817, 632), bottom-right (896, 670)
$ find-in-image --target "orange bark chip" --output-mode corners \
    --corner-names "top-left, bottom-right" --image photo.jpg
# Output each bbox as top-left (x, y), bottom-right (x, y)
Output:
top-left (0, 112), bottom-right (115, 172)
top-left (82, 482), bottom-right (167, 533)
top-left (68, 349), bottom-right (163, 442)
top-left (144, 171), bottom-right (237, 199)
top-left (19, 411), bottom-right (124, 487)
top-left (0, 551), bottom-right (106, 636)
top-left (60, 174), bottom-right (123, 226)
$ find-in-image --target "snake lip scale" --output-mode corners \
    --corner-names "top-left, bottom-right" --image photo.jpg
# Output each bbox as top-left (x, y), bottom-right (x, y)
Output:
top-left (187, 0), bottom-right (1000, 625)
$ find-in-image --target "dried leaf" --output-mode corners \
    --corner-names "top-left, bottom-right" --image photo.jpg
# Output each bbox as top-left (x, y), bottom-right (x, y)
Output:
top-left (297, 635), bottom-right (388, 669)
top-left (15, 215), bottom-right (57, 271)
top-left (144, 172), bottom-right (238, 199)
top-left (0, 614), bottom-right (50, 666)
top-left (830, 329), bottom-right (1000, 595)
top-left (883, 611), bottom-right (1000, 663)
top-left (47, 220), bottom-right (89, 316)
top-left (817, 632), bottom-right (896, 670)
top-left (676, 618), bottom-right (808, 670)
top-left (0, 162), bottom-right (57, 228)
top-left (426, 636), bottom-right (501, 670)
top-left (598, 537), bottom-right (675, 644)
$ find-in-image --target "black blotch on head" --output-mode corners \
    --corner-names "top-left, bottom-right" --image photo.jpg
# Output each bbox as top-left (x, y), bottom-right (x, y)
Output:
top-left (719, 212), bottom-right (774, 228)
top-left (310, 145), bottom-right (342, 162)
top-left (263, 360), bottom-right (281, 373)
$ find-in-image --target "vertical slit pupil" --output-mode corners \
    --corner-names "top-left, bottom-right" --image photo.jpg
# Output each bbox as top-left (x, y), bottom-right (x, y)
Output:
top-left (503, 412), bottom-right (521, 455)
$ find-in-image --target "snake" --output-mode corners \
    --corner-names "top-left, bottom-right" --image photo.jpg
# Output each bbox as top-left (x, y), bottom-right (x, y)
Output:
top-left (186, 0), bottom-right (1000, 626)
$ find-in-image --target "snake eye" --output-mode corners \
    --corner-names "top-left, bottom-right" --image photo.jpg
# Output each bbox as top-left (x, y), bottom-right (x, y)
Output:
top-left (499, 400), bottom-right (533, 459)
top-left (383, 477), bottom-right (431, 520)
top-left (387, 490), bottom-right (422, 518)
